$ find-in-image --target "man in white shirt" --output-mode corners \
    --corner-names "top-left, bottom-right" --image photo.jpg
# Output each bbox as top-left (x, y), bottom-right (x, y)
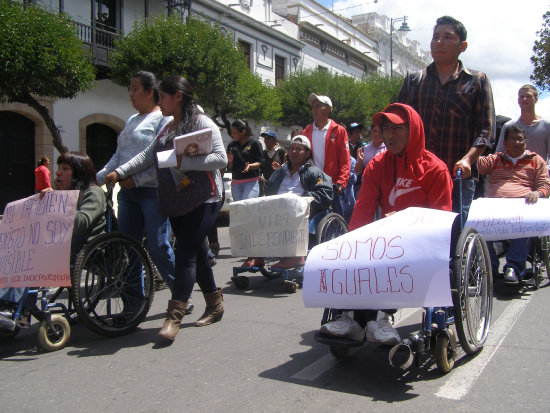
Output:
top-left (302, 94), bottom-right (350, 216)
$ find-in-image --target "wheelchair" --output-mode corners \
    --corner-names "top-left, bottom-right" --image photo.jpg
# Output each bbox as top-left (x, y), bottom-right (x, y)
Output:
top-left (315, 223), bottom-right (493, 374)
top-left (231, 211), bottom-right (348, 293)
top-left (0, 186), bottom-right (156, 351)
top-left (493, 236), bottom-right (550, 290)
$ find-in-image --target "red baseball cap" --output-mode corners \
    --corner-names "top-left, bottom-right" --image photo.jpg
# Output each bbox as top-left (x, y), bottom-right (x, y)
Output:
top-left (372, 105), bottom-right (408, 127)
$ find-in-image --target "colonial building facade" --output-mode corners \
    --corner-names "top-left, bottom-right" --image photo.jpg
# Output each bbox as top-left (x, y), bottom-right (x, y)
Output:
top-left (0, 0), bottom-right (429, 210)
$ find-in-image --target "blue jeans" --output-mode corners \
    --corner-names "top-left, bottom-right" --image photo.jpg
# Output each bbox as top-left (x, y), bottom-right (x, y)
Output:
top-left (170, 202), bottom-right (221, 302)
top-left (452, 177), bottom-right (476, 229)
top-left (488, 238), bottom-right (531, 277)
top-left (331, 191), bottom-right (345, 218)
top-left (232, 180), bottom-right (259, 202)
top-left (117, 187), bottom-right (175, 290)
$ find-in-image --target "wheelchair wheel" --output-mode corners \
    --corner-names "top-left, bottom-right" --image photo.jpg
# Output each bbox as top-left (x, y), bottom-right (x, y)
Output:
top-left (316, 213), bottom-right (348, 245)
top-left (451, 227), bottom-right (493, 355)
top-left (537, 236), bottom-right (550, 282)
top-left (330, 345), bottom-right (350, 359)
top-left (37, 314), bottom-right (70, 352)
top-left (70, 232), bottom-right (155, 337)
top-left (436, 330), bottom-right (457, 373)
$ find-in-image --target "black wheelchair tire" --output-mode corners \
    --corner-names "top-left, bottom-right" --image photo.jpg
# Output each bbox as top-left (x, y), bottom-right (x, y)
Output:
top-left (70, 232), bottom-right (155, 337)
top-left (451, 227), bottom-right (493, 355)
top-left (316, 213), bottom-right (348, 245)
top-left (538, 236), bottom-right (550, 283)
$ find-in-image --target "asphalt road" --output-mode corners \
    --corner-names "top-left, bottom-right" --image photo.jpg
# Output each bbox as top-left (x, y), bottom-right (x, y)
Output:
top-left (1, 226), bottom-right (550, 412)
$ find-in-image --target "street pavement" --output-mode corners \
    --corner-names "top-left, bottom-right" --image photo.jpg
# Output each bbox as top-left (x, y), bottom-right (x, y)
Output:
top-left (1, 226), bottom-right (550, 412)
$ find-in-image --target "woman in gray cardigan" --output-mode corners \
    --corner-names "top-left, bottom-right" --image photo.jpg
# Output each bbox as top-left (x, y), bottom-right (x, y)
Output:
top-left (106, 76), bottom-right (227, 343)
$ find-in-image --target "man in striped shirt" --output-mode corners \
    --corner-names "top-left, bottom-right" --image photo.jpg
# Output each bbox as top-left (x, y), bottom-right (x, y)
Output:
top-left (478, 124), bottom-right (550, 285)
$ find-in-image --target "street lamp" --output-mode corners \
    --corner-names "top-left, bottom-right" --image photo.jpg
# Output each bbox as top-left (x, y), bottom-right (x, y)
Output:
top-left (389, 16), bottom-right (411, 78)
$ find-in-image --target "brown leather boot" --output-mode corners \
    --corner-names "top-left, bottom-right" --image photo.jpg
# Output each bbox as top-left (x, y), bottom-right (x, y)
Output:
top-left (194, 288), bottom-right (224, 327)
top-left (158, 299), bottom-right (187, 341)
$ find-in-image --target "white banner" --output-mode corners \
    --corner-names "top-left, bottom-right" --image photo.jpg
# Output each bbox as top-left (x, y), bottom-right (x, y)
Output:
top-left (229, 194), bottom-right (311, 257)
top-left (0, 191), bottom-right (79, 288)
top-left (465, 198), bottom-right (550, 241)
top-left (303, 207), bottom-right (457, 309)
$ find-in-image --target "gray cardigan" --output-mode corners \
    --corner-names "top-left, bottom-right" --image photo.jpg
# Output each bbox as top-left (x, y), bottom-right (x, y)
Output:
top-left (115, 114), bottom-right (227, 200)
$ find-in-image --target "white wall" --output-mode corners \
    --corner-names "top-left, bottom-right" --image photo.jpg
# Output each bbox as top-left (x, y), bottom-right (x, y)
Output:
top-left (53, 80), bottom-right (133, 151)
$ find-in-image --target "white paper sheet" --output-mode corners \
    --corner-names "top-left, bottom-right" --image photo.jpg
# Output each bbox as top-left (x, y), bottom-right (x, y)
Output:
top-left (0, 191), bottom-right (79, 288)
top-left (303, 207), bottom-right (457, 309)
top-left (465, 197), bottom-right (550, 241)
top-left (229, 194), bottom-right (312, 257)
top-left (156, 149), bottom-right (177, 168)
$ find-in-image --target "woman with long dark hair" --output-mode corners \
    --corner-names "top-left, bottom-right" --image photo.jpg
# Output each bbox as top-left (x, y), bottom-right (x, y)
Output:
top-left (227, 119), bottom-right (263, 201)
top-left (96, 71), bottom-right (179, 301)
top-left (105, 75), bottom-right (227, 342)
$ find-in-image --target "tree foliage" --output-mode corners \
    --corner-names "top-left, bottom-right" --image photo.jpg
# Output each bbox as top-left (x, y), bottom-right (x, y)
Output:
top-left (276, 69), bottom-right (402, 128)
top-left (110, 15), bottom-right (281, 132)
top-left (531, 11), bottom-right (550, 90)
top-left (0, 0), bottom-right (96, 152)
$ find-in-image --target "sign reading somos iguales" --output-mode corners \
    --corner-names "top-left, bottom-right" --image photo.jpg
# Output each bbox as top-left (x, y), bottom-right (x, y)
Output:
top-left (0, 191), bottom-right (79, 288)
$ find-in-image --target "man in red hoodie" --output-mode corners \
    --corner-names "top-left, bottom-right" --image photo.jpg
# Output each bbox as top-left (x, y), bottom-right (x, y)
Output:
top-left (320, 103), bottom-right (453, 344)
top-left (302, 93), bottom-right (350, 216)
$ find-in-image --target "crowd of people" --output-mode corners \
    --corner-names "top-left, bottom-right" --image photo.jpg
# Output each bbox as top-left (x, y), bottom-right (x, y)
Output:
top-left (4, 14), bottom-right (550, 348)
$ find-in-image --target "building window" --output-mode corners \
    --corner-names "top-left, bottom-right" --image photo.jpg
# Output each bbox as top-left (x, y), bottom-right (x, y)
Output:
top-left (238, 40), bottom-right (252, 71)
top-left (275, 55), bottom-right (285, 86)
top-left (94, 0), bottom-right (119, 49)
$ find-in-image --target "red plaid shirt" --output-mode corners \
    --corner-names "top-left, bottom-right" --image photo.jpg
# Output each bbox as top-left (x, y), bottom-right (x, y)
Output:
top-left (397, 61), bottom-right (495, 175)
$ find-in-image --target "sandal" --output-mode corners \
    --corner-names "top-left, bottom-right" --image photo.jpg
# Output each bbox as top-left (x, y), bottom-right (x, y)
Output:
top-left (271, 257), bottom-right (305, 269)
top-left (209, 242), bottom-right (220, 256)
top-left (241, 257), bottom-right (264, 268)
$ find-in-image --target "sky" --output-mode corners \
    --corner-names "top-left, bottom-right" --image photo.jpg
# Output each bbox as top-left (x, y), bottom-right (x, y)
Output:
top-left (317, 0), bottom-right (549, 119)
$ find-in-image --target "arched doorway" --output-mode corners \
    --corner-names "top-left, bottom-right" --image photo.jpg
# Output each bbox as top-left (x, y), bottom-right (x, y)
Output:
top-left (0, 111), bottom-right (35, 213)
top-left (86, 123), bottom-right (117, 172)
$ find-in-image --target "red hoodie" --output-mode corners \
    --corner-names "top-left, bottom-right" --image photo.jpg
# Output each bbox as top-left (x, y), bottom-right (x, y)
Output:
top-left (349, 103), bottom-right (452, 231)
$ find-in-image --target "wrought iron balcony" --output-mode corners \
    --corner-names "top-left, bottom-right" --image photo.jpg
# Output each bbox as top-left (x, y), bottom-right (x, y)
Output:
top-left (74, 21), bottom-right (119, 68)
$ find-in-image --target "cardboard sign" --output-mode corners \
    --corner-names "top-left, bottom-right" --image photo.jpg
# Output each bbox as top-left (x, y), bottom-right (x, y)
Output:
top-left (229, 194), bottom-right (311, 257)
top-left (303, 207), bottom-right (457, 309)
top-left (465, 198), bottom-right (550, 241)
top-left (0, 191), bottom-right (79, 288)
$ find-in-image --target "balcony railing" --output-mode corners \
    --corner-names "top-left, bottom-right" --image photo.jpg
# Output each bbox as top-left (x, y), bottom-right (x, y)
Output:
top-left (74, 21), bottom-right (119, 67)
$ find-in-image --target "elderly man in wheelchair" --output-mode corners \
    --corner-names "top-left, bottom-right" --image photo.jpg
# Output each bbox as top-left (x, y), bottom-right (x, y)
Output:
top-left (239, 135), bottom-right (335, 270)
top-left (477, 124), bottom-right (550, 286)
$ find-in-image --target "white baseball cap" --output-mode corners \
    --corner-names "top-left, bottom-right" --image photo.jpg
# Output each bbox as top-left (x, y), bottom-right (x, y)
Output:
top-left (308, 93), bottom-right (333, 108)
top-left (290, 135), bottom-right (311, 150)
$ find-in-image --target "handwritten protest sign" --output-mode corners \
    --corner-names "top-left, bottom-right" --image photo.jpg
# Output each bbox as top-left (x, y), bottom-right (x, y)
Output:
top-left (465, 198), bottom-right (550, 241)
top-left (303, 207), bottom-right (457, 309)
top-left (0, 191), bottom-right (79, 288)
top-left (229, 194), bottom-right (311, 257)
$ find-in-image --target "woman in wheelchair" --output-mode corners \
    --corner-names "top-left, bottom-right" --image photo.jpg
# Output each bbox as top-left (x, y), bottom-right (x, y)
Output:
top-left (319, 103), bottom-right (453, 344)
top-left (477, 124), bottom-right (550, 285)
top-left (0, 152), bottom-right (105, 306)
top-left (242, 135), bottom-right (334, 269)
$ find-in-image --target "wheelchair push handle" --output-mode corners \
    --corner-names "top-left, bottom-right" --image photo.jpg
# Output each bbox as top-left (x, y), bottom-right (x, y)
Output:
top-left (455, 169), bottom-right (463, 231)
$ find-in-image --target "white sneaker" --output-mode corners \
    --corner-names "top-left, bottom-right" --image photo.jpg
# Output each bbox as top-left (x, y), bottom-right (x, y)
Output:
top-left (320, 312), bottom-right (365, 342)
top-left (366, 315), bottom-right (400, 345)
